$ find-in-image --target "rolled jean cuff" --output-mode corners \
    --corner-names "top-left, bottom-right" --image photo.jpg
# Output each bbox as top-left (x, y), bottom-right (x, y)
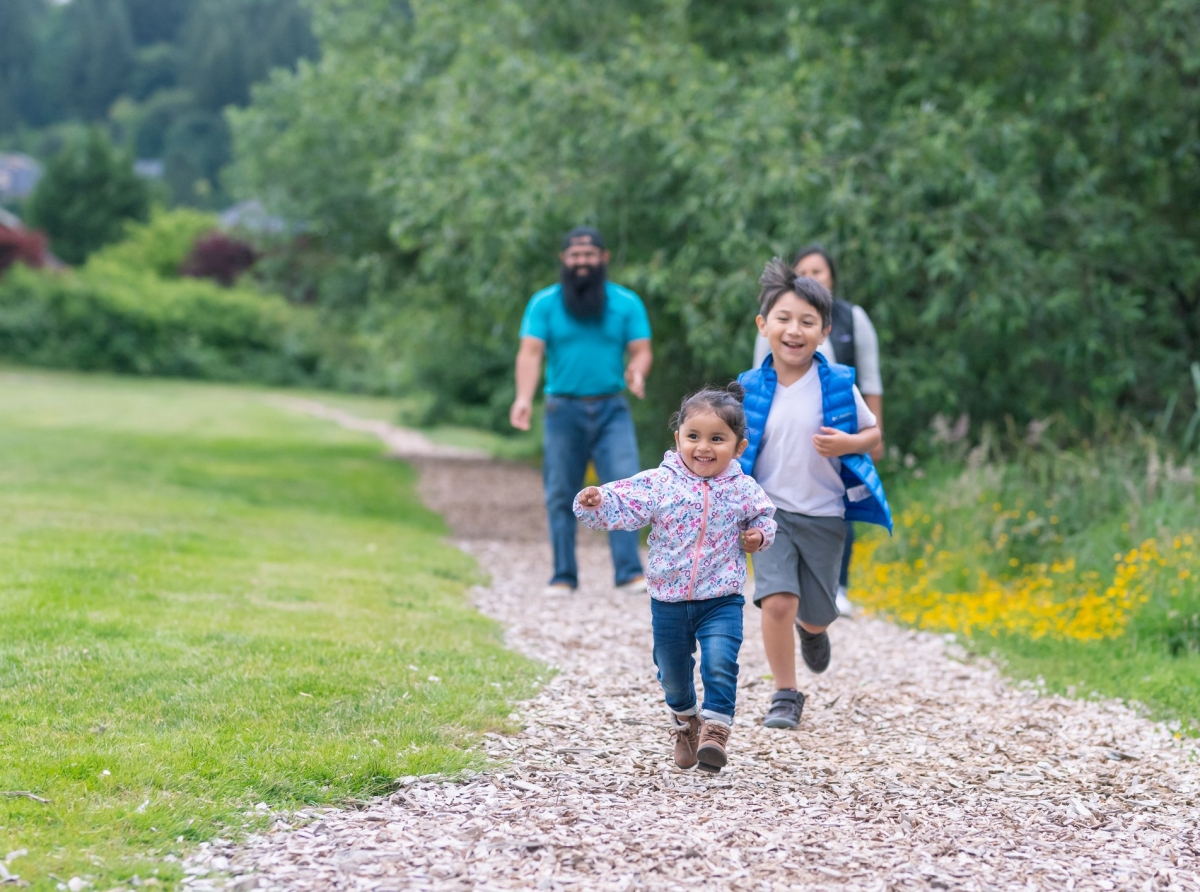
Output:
top-left (700, 708), bottom-right (733, 726)
top-left (668, 704), bottom-right (698, 718)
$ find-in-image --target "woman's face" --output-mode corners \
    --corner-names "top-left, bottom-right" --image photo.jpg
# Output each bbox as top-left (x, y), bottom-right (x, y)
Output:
top-left (794, 253), bottom-right (834, 293)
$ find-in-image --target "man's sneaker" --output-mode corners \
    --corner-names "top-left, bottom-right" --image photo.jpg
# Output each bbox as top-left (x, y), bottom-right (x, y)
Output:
top-left (669, 714), bottom-right (701, 769)
top-left (543, 583), bottom-right (574, 596)
top-left (836, 585), bottom-right (855, 618)
top-left (762, 689), bottom-right (805, 730)
top-left (796, 624), bottom-right (831, 674)
top-left (696, 721), bottom-right (731, 773)
top-left (615, 576), bottom-right (648, 594)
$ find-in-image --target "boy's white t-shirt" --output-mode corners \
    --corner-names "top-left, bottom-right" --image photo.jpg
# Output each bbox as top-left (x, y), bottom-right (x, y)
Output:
top-left (753, 364), bottom-right (877, 517)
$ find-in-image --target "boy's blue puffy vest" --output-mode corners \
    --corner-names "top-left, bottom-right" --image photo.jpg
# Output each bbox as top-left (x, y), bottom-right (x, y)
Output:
top-left (737, 353), bottom-right (893, 532)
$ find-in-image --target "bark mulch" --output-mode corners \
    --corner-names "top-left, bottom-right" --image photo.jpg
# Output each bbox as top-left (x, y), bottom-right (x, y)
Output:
top-left (183, 409), bottom-right (1200, 891)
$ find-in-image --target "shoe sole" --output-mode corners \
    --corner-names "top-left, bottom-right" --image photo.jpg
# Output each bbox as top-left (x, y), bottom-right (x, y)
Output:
top-left (695, 745), bottom-right (727, 771)
top-left (761, 717), bottom-right (799, 730)
top-left (696, 761), bottom-right (722, 773)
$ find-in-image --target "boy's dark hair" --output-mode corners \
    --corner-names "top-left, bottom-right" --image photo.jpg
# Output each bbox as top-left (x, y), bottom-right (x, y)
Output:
top-left (669, 382), bottom-right (748, 442)
top-left (789, 244), bottom-right (838, 293)
top-left (757, 257), bottom-right (833, 329)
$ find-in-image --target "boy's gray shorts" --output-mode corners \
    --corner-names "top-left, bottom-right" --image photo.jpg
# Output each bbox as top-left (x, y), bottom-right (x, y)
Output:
top-left (751, 510), bottom-right (846, 627)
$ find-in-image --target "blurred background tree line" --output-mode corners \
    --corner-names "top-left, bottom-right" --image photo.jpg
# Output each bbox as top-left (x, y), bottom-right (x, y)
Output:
top-left (228, 0), bottom-right (1200, 454)
top-left (0, 0), bottom-right (316, 208)
top-left (2, 0), bottom-right (1199, 458)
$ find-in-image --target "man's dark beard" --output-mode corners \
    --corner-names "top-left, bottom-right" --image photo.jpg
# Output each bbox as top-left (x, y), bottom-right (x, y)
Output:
top-left (561, 262), bottom-right (607, 321)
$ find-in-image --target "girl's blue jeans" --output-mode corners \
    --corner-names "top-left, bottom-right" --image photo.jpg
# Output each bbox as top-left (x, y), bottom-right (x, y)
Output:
top-left (650, 594), bottom-right (744, 725)
top-left (542, 393), bottom-right (644, 588)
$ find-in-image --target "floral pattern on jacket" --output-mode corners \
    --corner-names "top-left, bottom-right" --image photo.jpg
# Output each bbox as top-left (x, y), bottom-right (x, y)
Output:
top-left (573, 451), bottom-right (776, 602)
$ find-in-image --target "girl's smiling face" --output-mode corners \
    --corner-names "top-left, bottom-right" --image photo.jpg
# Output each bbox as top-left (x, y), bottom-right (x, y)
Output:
top-left (674, 409), bottom-right (748, 478)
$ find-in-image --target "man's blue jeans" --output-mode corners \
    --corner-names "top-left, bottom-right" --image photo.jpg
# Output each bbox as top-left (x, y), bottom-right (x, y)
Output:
top-left (650, 594), bottom-right (744, 725)
top-left (542, 393), bottom-right (644, 588)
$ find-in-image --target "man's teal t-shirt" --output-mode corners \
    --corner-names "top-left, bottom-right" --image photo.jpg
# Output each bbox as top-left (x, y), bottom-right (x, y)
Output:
top-left (518, 282), bottom-right (652, 397)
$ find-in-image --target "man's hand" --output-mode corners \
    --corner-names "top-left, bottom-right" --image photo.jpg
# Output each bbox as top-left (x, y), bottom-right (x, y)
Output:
top-left (624, 338), bottom-right (651, 399)
top-left (509, 398), bottom-right (533, 431)
top-left (577, 486), bottom-right (603, 509)
top-left (741, 528), bottom-right (765, 553)
top-left (813, 426), bottom-right (854, 458)
top-left (624, 366), bottom-right (645, 399)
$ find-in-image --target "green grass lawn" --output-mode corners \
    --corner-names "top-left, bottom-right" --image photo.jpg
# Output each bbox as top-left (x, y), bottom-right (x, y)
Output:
top-left (0, 369), bottom-right (541, 889)
top-left (971, 634), bottom-right (1200, 738)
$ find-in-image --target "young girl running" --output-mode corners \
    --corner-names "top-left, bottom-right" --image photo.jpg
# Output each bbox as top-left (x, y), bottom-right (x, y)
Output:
top-left (573, 384), bottom-right (776, 772)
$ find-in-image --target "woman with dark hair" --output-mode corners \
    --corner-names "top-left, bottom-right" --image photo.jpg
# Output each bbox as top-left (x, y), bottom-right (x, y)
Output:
top-left (752, 246), bottom-right (884, 617)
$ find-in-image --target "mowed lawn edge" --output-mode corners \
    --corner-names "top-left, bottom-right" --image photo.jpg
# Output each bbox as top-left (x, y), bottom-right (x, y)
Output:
top-left (0, 370), bottom-right (542, 890)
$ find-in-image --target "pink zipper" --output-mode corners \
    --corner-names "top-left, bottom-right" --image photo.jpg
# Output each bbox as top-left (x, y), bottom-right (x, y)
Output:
top-left (686, 480), bottom-right (710, 601)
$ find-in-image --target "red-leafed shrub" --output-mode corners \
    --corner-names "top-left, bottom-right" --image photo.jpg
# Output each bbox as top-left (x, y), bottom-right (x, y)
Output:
top-left (0, 225), bottom-right (48, 276)
top-left (179, 232), bottom-right (259, 286)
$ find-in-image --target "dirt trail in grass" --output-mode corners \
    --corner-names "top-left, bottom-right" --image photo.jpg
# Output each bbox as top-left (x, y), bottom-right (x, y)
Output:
top-left (187, 406), bottom-right (1200, 891)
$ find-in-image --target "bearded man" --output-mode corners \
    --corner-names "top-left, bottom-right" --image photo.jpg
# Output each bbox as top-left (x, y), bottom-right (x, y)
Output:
top-left (510, 227), bottom-right (652, 595)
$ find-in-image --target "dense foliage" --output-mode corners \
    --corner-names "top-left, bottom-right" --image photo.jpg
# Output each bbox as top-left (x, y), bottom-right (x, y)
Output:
top-left (88, 207), bottom-right (220, 278)
top-left (231, 0), bottom-right (1200, 453)
top-left (0, 262), bottom-right (322, 382)
top-left (0, 0), bottom-right (317, 207)
top-left (26, 129), bottom-right (152, 264)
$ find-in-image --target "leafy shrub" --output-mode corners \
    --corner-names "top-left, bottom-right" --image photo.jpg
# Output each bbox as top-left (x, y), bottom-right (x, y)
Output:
top-left (0, 261), bottom-right (326, 384)
top-left (89, 208), bottom-right (217, 279)
top-left (180, 232), bottom-right (259, 286)
top-left (26, 129), bottom-right (152, 264)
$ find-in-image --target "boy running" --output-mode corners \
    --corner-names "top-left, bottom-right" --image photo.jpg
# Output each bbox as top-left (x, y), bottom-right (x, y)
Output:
top-left (737, 259), bottom-right (892, 730)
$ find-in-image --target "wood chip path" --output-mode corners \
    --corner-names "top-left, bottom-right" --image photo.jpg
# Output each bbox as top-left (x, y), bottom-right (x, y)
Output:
top-left (184, 407), bottom-right (1200, 891)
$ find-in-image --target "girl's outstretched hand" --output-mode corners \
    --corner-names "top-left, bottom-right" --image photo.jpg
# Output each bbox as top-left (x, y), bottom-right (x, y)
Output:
top-left (577, 486), bottom-right (603, 509)
top-left (741, 528), bottom-right (765, 553)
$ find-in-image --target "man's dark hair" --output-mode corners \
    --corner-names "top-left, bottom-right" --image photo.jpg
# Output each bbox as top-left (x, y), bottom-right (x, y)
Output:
top-left (789, 244), bottom-right (838, 293)
top-left (670, 382), bottom-right (748, 442)
top-left (562, 226), bottom-right (606, 250)
top-left (757, 257), bottom-right (833, 329)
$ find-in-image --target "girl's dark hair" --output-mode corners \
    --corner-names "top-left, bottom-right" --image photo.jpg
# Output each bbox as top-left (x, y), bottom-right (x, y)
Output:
top-left (789, 244), bottom-right (838, 293)
top-left (669, 382), bottom-right (748, 442)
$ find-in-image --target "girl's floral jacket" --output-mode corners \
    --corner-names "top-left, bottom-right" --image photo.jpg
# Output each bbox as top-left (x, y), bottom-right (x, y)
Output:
top-left (573, 451), bottom-right (777, 603)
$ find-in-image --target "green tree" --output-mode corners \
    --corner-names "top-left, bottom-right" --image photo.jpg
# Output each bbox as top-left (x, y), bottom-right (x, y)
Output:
top-left (180, 0), bottom-right (318, 112)
top-left (163, 110), bottom-right (231, 206)
top-left (124, 0), bottom-right (190, 46)
top-left (0, 0), bottom-right (45, 132)
top-left (52, 0), bottom-right (138, 121)
top-left (27, 129), bottom-right (152, 264)
top-left (230, 0), bottom-right (1200, 444)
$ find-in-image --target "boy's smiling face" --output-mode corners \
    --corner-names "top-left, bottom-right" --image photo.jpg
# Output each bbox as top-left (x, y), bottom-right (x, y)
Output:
top-left (756, 291), bottom-right (829, 377)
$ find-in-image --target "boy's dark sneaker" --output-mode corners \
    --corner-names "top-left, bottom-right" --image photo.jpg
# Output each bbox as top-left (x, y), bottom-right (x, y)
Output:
top-left (670, 714), bottom-right (701, 769)
top-left (796, 623), bottom-right (831, 674)
top-left (696, 722), bottom-right (731, 772)
top-left (762, 689), bottom-right (805, 729)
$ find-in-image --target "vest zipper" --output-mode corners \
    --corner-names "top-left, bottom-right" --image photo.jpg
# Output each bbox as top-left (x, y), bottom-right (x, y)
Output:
top-left (686, 480), bottom-right (710, 601)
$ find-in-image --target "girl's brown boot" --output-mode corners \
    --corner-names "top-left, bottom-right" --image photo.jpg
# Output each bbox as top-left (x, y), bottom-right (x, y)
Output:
top-left (697, 721), bottom-right (731, 773)
top-left (670, 715), bottom-right (701, 769)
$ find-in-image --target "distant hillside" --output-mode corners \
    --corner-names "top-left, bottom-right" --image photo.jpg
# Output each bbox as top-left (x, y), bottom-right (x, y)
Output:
top-left (0, 0), bottom-right (317, 207)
